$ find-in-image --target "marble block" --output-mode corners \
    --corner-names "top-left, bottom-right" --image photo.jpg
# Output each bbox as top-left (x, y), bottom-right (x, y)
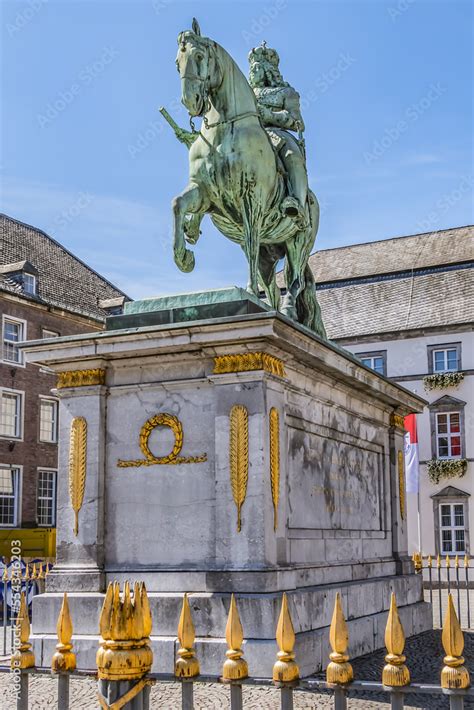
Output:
top-left (23, 302), bottom-right (432, 675)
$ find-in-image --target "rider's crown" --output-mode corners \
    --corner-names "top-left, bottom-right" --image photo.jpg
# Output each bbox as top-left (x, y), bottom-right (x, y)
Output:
top-left (248, 42), bottom-right (280, 68)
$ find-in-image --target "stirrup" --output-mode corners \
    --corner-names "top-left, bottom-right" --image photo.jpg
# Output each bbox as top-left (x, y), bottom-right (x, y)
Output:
top-left (281, 197), bottom-right (308, 229)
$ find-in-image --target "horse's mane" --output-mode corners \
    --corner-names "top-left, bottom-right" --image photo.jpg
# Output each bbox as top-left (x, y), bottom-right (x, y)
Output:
top-left (178, 30), bottom-right (257, 111)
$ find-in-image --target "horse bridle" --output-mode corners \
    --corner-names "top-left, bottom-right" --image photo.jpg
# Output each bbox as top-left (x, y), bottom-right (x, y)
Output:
top-left (179, 41), bottom-right (259, 132)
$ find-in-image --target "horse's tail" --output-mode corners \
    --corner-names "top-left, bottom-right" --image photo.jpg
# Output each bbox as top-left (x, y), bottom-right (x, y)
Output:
top-left (296, 264), bottom-right (327, 339)
top-left (294, 190), bottom-right (326, 338)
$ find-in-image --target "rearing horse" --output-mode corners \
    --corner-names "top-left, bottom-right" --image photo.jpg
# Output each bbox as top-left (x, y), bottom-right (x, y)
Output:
top-left (172, 19), bottom-right (326, 338)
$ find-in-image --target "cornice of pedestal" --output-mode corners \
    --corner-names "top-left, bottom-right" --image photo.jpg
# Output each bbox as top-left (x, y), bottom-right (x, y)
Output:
top-left (20, 311), bottom-right (427, 414)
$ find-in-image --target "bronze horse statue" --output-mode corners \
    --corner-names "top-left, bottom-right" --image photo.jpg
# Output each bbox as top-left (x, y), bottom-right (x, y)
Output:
top-left (170, 19), bottom-right (326, 338)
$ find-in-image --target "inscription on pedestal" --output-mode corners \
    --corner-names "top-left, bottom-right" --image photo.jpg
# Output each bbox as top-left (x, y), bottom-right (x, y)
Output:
top-left (288, 427), bottom-right (383, 531)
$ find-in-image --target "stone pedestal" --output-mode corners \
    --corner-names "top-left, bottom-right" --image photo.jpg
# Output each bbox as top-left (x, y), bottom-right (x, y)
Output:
top-left (24, 291), bottom-right (431, 677)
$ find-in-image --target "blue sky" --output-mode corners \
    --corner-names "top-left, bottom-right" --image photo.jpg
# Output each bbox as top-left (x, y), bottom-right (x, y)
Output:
top-left (1, 0), bottom-right (472, 298)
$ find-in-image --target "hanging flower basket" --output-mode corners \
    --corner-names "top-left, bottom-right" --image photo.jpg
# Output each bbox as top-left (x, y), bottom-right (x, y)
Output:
top-left (427, 458), bottom-right (468, 484)
top-left (423, 372), bottom-right (464, 391)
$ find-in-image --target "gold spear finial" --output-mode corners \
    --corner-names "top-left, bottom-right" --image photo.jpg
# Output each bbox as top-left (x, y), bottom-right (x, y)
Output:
top-left (273, 593), bottom-right (299, 682)
top-left (441, 593), bottom-right (470, 689)
top-left (465, 555), bottom-right (469, 569)
top-left (11, 592), bottom-right (35, 669)
top-left (37, 563), bottom-right (44, 580)
top-left (52, 593), bottom-right (76, 672)
top-left (428, 555), bottom-right (432, 568)
top-left (2, 565), bottom-right (8, 582)
top-left (413, 552), bottom-right (422, 573)
top-left (31, 563), bottom-right (38, 580)
top-left (446, 555), bottom-right (451, 569)
top-left (455, 555), bottom-right (460, 569)
top-left (222, 594), bottom-right (248, 680)
top-left (382, 593), bottom-right (410, 687)
top-left (175, 593), bottom-right (200, 677)
top-left (327, 593), bottom-right (353, 685)
top-left (437, 554), bottom-right (442, 569)
top-left (96, 581), bottom-right (153, 681)
top-left (24, 564), bottom-right (30, 581)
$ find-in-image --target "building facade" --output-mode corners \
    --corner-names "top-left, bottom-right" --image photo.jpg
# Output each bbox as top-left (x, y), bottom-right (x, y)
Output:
top-left (310, 226), bottom-right (473, 557)
top-left (0, 214), bottom-right (128, 557)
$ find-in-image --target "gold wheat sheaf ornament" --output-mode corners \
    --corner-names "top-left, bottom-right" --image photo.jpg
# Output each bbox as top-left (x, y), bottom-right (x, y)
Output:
top-left (69, 417), bottom-right (87, 536)
top-left (269, 408), bottom-right (280, 531)
top-left (229, 405), bottom-right (249, 532)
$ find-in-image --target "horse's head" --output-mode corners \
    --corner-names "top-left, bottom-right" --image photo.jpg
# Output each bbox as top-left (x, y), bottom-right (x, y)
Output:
top-left (176, 18), bottom-right (221, 117)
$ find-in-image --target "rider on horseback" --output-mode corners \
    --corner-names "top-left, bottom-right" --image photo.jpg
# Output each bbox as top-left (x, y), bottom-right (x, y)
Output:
top-left (248, 42), bottom-right (309, 230)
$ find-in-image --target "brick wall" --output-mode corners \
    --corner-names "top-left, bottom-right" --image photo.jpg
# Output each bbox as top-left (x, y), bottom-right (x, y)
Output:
top-left (0, 293), bottom-right (102, 527)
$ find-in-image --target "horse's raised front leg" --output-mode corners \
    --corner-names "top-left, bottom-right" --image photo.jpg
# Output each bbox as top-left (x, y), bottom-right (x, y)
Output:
top-left (184, 213), bottom-right (203, 245)
top-left (172, 183), bottom-right (208, 273)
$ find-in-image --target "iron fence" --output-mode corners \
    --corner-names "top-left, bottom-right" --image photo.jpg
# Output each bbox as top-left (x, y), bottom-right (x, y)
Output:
top-left (0, 559), bottom-right (50, 656)
top-left (413, 552), bottom-right (472, 629)
top-left (2, 579), bottom-right (473, 709)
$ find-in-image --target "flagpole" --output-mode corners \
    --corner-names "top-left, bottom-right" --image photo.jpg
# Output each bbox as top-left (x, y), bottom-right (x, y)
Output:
top-left (417, 486), bottom-right (422, 553)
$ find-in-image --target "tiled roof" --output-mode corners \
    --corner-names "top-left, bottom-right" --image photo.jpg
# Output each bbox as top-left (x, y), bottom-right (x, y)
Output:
top-left (0, 213), bottom-right (129, 321)
top-left (309, 225), bottom-right (474, 284)
top-left (276, 225), bottom-right (474, 340)
top-left (318, 267), bottom-right (473, 340)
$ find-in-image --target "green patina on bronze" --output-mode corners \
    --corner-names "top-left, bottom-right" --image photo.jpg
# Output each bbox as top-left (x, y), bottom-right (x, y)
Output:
top-left (160, 18), bottom-right (326, 338)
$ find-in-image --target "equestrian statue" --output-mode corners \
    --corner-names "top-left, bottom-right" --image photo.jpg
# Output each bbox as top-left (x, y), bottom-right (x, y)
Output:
top-left (161, 18), bottom-right (326, 338)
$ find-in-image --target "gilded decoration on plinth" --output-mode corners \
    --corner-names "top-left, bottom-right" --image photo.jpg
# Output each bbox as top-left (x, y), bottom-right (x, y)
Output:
top-left (69, 417), bottom-right (87, 536)
top-left (390, 412), bottom-right (406, 430)
top-left (57, 368), bottom-right (106, 389)
top-left (269, 407), bottom-right (280, 531)
top-left (117, 413), bottom-right (207, 467)
top-left (398, 450), bottom-right (406, 521)
top-left (229, 405), bottom-right (249, 532)
top-left (213, 352), bottom-right (285, 378)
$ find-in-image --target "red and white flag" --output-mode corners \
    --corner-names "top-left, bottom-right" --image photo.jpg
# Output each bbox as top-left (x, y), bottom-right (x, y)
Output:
top-left (404, 414), bottom-right (419, 493)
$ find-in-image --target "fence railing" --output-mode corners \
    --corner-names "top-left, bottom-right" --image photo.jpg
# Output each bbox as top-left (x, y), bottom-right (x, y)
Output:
top-left (3, 581), bottom-right (473, 710)
top-left (0, 559), bottom-right (51, 656)
top-left (413, 552), bottom-right (472, 629)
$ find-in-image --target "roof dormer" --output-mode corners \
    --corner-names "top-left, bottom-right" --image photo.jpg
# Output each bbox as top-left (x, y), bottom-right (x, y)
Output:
top-left (0, 260), bottom-right (38, 296)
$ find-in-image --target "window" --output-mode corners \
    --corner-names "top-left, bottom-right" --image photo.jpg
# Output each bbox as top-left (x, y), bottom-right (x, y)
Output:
top-left (436, 412), bottom-right (462, 458)
top-left (427, 343), bottom-right (461, 374)
top-left (37, 470), bottom-right (57, 526)
top-left (0, 390), bottom-right (23, 439)
top-left (433, 348), bottom-right (458, 373)
top-left (2, 317), bottom-right (25, 365)
top-left (39, 398), bottom-right (58, 443)
top-left (440, 503), bottom-right (466, 554)
top-left (23, 273), bottom-right (36, 295)
top-left (355, 350), bottom-right (387, 376)
top-left (360, 356), bottom-right (385, 375)
top-left (42, 329), bottom-right (59, 339)
top-left (0, 466), bottom-right (20, 526)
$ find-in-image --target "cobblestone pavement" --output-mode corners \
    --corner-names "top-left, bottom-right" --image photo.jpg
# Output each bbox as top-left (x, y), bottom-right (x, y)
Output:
top-left (0, 631), bottom-right (472, 709)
